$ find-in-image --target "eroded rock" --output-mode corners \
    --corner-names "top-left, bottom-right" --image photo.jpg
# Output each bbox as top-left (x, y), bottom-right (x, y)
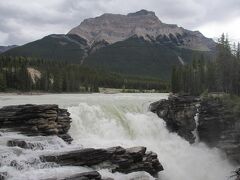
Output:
top-left (0, 104), bottom-right (72, 143)
top-left (150, 94), bottom-right (199, 143)
top-left (198, 97), bottom-right (240, 163)
top-left (40, 146), bottom-right (163, 177)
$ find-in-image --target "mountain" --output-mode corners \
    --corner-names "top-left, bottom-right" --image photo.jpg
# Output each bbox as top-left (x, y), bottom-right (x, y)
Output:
top-left (68, 9), bottom-right (215, 51)
top-left (0, 45), bottom-right (18, 54)
top-left (2, 10), bottom-right (216, 80)
top-left (3, 34), bottom-right (88, 63)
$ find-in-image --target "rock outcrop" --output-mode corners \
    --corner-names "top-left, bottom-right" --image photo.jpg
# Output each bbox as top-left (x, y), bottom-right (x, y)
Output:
top-left (0, 104), bottom-right (72, 143)
top-left (150, 94), bottom-right (200, 143)
top-left (41, 146), bottom-right (163, 177)
top-left (151, 94), bottom-right (240, 164)
top-left (198, 97), bottom-right (240, 163)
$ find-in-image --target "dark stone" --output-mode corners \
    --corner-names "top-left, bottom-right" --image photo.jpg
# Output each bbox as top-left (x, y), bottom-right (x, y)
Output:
top-left (0, 104), bottom-right (72, 143)
top-left (151, 93), bottom-right (240, 164)
top-left (44, 171), bottom-right (102, 180)
top-left (7, 139), bottom-right (44, 150)
top-left (40, 146), bottom-right (163, 177)
top-left (10, 160), bottom-right (24, 170)
top-left (198, 97), bottom-right (240, 163)
top-left (0, 172), bottom-right (7, 180)
top-left (150, 94), bottom-right (200, 143)
top-left (63, 171), bottom-right (102, 180)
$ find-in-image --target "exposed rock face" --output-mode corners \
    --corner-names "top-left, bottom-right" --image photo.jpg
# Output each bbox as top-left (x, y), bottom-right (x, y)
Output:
top-left (198, 97), bottom-right (240, 163)
top-left (151, 94), bottom-right (240, 164)
top-left (0, 104), bottom-right (72, 143)
top-left (41, 146), bottom-right (163, 177)
top-left (150, 94), bottom-right (200, 143)
top-left (68, 9), bottom-right (215, 51)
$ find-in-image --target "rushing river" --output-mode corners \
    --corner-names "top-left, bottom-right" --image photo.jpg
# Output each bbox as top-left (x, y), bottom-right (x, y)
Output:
top-left (0, 93), bottom-right (236, 180)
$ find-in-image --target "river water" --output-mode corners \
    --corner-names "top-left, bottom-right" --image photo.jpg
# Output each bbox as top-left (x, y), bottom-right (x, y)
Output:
top-left (0, 93), bottom-right (236, 180)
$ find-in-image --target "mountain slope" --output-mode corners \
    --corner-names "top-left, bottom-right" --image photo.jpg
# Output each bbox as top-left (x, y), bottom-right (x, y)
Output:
top-left (84, 36), bottom-right (213, 79)
top-left (3, 34), bottom-right (88, 63)
top-left (2, 10), bottom-right (216, 80)
top-left (0, 45), bottom-right (18, 54)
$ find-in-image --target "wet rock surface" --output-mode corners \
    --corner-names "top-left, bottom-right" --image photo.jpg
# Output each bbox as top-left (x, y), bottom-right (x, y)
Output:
top-left (44, 171), bottom-right (102, 180)
top-left (150, 94), bottom-right (200, 143)
top-left (0, 104), bottom-right (164, 179)
top-left (41, 146), bottom-right (163, 177)
top-left (0, 104), bottom-right (72, 143)
top-left (151, 94), bottom-right (240, 164)
top-left (7, 139), bottom-right (44, 150)
top-left (198, 97), bottom-right (240, 163)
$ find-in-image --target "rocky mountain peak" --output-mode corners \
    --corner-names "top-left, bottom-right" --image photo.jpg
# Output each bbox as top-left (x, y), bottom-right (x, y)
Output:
top-left (68, 10), bottom-right (215, 51)
top-left (127, 9), bottom-right (156, 17)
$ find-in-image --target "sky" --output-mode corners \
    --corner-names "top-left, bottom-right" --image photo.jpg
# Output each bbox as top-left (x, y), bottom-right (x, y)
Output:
top-left (0, 0), bottom-right (239, 46)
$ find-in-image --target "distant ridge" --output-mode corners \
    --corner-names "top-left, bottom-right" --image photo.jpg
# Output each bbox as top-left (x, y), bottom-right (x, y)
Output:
top-left (2, 10), bottom-right (216, 80)
top-left (0, 45), bottom-right (18, 54)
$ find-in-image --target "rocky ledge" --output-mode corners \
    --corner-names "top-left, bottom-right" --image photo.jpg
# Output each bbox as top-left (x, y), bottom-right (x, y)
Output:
top-left (41, 146), bottom-right (163, 177)
top-left (150, 94), bottom-right (240, 164)
top-left (0, 104), bottom-right (164, 179)
top-left (0, 104), bottom-right (72, 143)
top-left (198, 97), bottom-right (240, 163)
top-left (150, 94), bottom-right (200, 143)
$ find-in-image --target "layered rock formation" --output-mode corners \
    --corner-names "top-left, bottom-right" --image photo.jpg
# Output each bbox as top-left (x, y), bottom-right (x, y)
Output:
top-left (150, 94), bottom-right (200, 143)
top-left (151, 94), bottom-right (240, 164)
top-left (0, 104), bottom-right (72, 143)
top-left (41, 146), bottom-right (163, 177)
top-left (198, 97), bottom-right (240, 163)
top-left (57, 171), bottom-right (102, 180)
top-left (68, 9), bottom-right (215, 51)
top-left (0, 104), bottom-right (164, 179)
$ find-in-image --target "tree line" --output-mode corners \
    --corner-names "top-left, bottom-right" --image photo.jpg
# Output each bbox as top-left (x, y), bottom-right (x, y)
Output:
top-left (0, 56), bottom-right (168, 92)
top-left (171, 34), bottom-right (240, 95)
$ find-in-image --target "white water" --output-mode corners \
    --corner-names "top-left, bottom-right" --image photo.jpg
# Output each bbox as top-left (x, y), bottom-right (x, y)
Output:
top-left (0, 93), bottom-right (236, 180)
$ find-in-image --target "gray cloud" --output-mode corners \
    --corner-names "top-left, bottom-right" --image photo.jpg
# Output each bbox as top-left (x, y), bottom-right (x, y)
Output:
top-left (0, 0), bottom-right (239, 45)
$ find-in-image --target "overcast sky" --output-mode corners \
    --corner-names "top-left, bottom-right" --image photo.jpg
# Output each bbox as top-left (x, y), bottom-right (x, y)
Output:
top-left (0, 0), bottom-right (239, 45)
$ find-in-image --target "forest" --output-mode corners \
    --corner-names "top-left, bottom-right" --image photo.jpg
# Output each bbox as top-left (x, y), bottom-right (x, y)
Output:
top-left (171, 34), bottom-right (240, 95)
top-left (0, 56), bottom-right (168, 92)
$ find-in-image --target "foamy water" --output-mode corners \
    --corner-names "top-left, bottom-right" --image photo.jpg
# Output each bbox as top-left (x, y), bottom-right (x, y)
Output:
top-left (0, 93), bottom-right (236, 180)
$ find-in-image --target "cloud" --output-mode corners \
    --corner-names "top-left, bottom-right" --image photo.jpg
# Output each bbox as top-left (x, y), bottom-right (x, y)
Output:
top-left (0, 0), bottom-right (239, 45)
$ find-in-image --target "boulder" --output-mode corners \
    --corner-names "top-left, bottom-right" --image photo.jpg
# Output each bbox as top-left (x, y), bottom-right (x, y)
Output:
top-left (0, 104), bottom-right (72, 143)
top-left (7, 139), bottom-right (44, 150)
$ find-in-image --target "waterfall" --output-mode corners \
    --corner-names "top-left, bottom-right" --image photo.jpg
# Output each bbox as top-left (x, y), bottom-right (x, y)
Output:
top-left (0, 93), bottom-right (236, 180)
top-left (68, 94), bottom-right (235, 180)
